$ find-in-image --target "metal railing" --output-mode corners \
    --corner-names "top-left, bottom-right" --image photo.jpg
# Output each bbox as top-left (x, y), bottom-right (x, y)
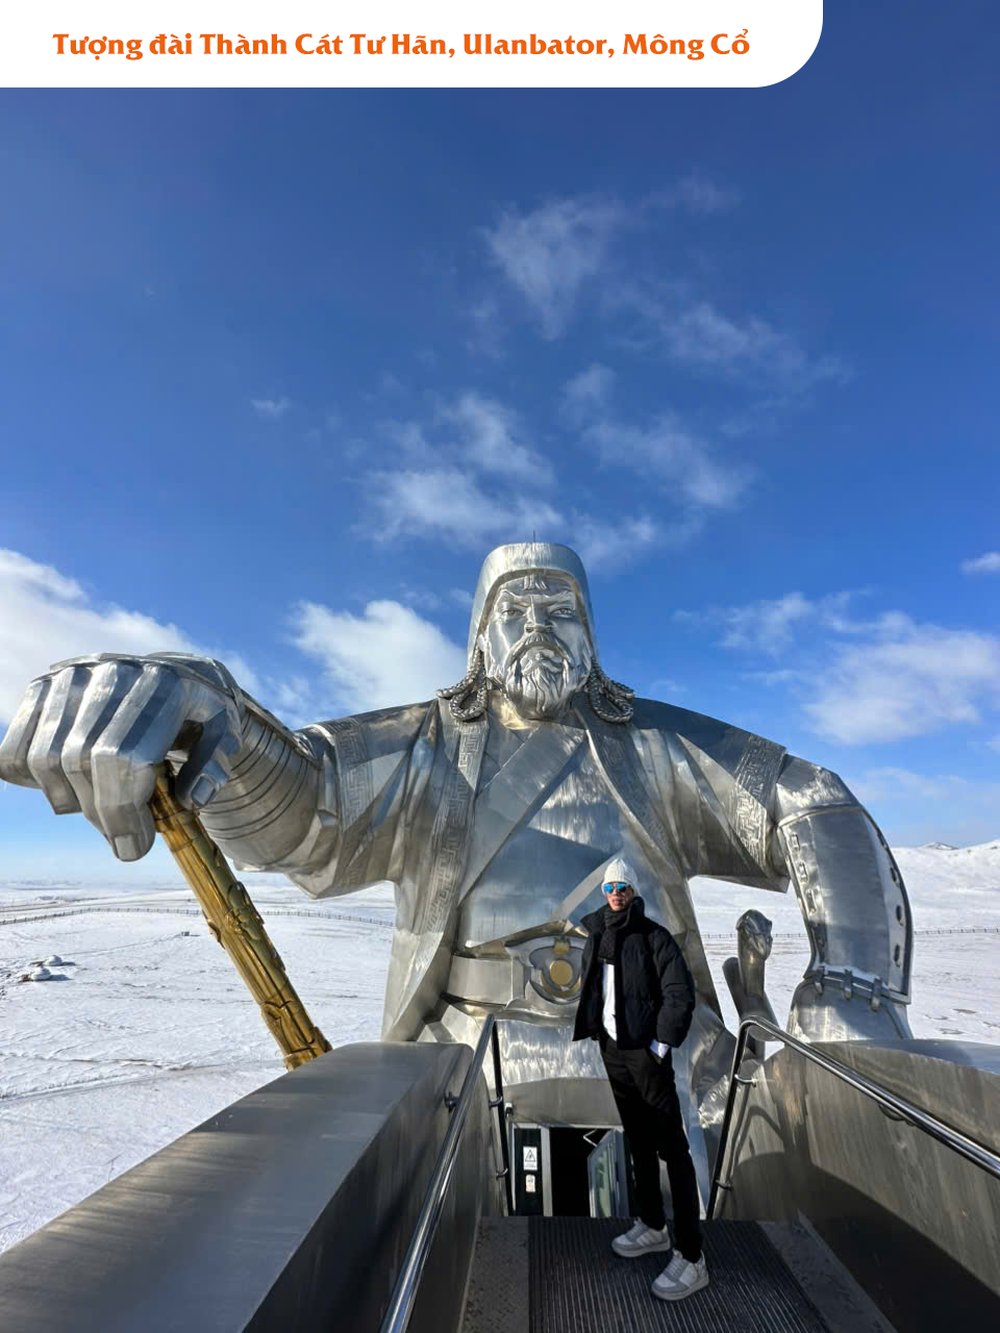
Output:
top-left (379, 1014), bottom-right (509, 1333)
top-left (707, 1016), bottom-right (1000, 1218)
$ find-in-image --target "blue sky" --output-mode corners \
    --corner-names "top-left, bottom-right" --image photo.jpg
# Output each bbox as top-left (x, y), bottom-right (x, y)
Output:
top-left (1, 1), bottom-right (997, 879)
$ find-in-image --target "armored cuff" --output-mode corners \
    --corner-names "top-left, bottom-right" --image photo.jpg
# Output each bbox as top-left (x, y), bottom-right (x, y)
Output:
top-left (777, 802), bottom-right (912, 1003)
top-left (199, 696), bottom-right (321, 868)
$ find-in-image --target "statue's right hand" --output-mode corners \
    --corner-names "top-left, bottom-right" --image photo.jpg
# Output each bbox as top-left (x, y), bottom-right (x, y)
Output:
top-left (0, 654), bottom-right (245, 861)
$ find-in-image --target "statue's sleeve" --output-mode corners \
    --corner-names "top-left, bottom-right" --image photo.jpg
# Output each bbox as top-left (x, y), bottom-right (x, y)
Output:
top-left (669, 717), bottom-right (914, 1038)
top-left (200, 699), bottom-right (432, 899)
top-left (769, 754), bottom-right (913, 1024)
top-left (664, 722), bottom-right (788, 889)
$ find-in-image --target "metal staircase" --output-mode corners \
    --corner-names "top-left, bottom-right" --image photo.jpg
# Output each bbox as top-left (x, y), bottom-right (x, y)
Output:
top-left (463, 1215), bottom-right (864, 1333)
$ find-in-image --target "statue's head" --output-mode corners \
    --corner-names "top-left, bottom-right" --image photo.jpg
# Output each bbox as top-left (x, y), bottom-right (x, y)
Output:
top-left (736, 909), bottom-right (774, 961)
top-left (438, 543), bottom-right (633, 724)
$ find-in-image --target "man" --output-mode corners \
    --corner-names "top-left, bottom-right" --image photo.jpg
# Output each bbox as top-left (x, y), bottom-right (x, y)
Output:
top-left (573, 857), bottom-right (708, 1302)
top-left (0, 542), bottom-right (914, 1167)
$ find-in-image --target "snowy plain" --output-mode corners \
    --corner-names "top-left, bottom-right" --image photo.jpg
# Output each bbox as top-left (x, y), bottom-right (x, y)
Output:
top-left (0, 841), bottom-right (997, 1254)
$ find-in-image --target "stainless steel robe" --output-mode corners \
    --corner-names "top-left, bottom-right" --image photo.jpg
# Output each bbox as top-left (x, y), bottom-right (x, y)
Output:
top-left (216, 689), bottom-right (912, 1138)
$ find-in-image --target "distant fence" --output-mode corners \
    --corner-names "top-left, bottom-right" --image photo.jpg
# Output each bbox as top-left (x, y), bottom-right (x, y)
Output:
top-left (1, 902), bottom-right (996, 936)
top-left (701, 927), bottom-right (999, 941)
top-left (0, 903), bottom-right (393, 929)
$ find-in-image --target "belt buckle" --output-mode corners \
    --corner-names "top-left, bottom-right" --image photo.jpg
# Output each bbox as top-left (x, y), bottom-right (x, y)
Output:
top-left (523, 935), bottom-right (584, 1005)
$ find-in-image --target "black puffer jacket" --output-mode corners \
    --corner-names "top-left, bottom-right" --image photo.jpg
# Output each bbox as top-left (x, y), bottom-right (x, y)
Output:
top-left (572, 897), bottom-right (695, 1050)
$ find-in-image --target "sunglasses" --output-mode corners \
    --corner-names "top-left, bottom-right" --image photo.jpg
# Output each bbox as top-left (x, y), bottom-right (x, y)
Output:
top-left (602, 882), bottom-right (632, 895)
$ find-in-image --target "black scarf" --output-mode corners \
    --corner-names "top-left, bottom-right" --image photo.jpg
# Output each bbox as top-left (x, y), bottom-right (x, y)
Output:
top-left (597, 896), bottom-right (644, 961)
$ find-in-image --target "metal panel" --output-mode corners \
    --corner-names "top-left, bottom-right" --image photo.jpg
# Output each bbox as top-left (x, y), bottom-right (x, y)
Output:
top-left (0, 1042), bottom-right (502, 1333)
top-left (512, 1125), bottom-right (545, 1216)
top-left (714, 1038), bottom-right (1000, 1330)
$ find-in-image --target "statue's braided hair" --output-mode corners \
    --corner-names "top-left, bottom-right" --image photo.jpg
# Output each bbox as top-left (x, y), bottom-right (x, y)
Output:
top-left (436, 646), bottom-right (489, 721)
top-left (586, 662), bottom-right (635, 724)
top-left (437, 651), bottom-right (634, 725)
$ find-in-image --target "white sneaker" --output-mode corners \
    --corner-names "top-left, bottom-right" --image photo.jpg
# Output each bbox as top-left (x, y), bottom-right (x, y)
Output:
top-left (651, 1251), bottom-right (710, 1301)
top-left (611, 1220), bottom-right (673, 1257)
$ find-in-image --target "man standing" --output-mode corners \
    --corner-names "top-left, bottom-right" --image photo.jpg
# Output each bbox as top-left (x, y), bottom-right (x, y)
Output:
top-left (573, 857), bottom-right (709, 1303)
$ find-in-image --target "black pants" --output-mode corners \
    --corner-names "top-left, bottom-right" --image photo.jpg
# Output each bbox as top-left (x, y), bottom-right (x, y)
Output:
top-left (601, 1036), bottom-right (702, 1262)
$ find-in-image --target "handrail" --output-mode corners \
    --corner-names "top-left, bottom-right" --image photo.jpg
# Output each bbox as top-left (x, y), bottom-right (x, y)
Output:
top-left (708, 1017), bottom-right (1000, 1218)
top-left (379, 1014), bottom-right (499, 1333)
top-left (490, 1018), bottom-right (514, 1215)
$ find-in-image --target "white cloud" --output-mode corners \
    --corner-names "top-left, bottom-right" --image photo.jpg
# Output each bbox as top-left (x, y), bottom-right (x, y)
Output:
top-left (648, 301), bottom-right (848, 391)
top-left (806, 622), bottom-right (1000, 743)
top-left (480, 187), bottom-right (844, 408)
top-left (852, 767), bottom-right (966, 802)
top-left (363, 463), bottom-right (664, 572)
top-left (852, 766), bottom-right (1000, 812)
top-left (678, 586), bottom-right (1000, 745)
top-left (290, 599), bottom-right (466, 714)
top-left (383, 392), bottom-right (553, 486)
top-left (398, 586), bottom-right (442, 611)
top-left (571, 514), bottom-right (662, 570)
top-left (563, 363), bottom-right (617, 415)
top-left (368, 467), bottom-right (563, 549)
top-left (565, 367), bottom-right (752, 511)
top-left (0, 549), bottom-right (474, 735)
top-left (365, 374), bottom-right (748, 571)
top-left (466, 295), bottom-right (505, 358)
top-left (0, 550), bottom-right (198, 725)
top-left (961, 552), bottom-right (1000, 575)
top-left (0, 551), bottom-right (467, 751)
top-left (649, 677), bottom-right (687, 696)
top-left (671, 175), bottom-right (741, 213)
top-left (745, 667), bottom-right (805, 687)
top-left (726, 592), bottom-right (816, 651)
top-left (0, 549), bottom-right (283, 730)
top-left (250, 397), bottom-right (292, 418)
top-left (382, 418), bottom-right (435, 461)
top-left (439, 392), bottom-right (554, 485)
top-left (585, 416), bottom-right (751, 509)
top-left (483, 197), bottom-right (622, 338)
top-left (482, 183), bottom-right (741, 341)
top-left (676, 590), bottom-right (861, 655)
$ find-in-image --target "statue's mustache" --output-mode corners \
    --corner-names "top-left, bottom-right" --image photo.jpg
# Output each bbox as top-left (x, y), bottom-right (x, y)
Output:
top-left (508, 634), bottom-right (571, 671)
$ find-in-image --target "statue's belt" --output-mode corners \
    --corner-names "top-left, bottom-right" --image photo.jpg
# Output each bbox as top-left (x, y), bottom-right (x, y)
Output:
top-left (444, 935), bottom-right (586, 1013)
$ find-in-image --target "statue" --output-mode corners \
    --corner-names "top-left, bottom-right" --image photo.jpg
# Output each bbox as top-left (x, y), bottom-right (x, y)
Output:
top-left (0, 542), bottom-right (914, 1157)
top-left (723, 910), bottom-right (777, 1060)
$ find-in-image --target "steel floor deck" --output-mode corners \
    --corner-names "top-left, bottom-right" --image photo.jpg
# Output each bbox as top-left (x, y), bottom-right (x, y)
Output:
top-left (528, 1218), bottom-right (830, 1332)
top-left (465, 1216), bottom-right (836, 1333)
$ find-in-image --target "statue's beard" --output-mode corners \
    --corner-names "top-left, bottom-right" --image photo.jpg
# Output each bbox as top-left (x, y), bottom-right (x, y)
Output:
top-left (494, 639), bottom-right (592, 720)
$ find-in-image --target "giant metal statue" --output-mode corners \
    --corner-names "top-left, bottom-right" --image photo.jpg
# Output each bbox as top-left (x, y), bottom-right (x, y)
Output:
top-left (0, 543), bottom-right (913, 1157)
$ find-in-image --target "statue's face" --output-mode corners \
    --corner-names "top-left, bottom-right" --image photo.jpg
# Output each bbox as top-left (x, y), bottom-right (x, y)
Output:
top-left (738, 910), bottom-right (774, 961)
top-left (479, 573), bottom-right (593, 721)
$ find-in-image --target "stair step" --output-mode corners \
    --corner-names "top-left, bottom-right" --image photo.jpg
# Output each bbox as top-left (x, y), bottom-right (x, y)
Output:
top-left (463, 1216), bottom-right (896, 1333)
top-left (529, 1218), bottom-right (826, 1332)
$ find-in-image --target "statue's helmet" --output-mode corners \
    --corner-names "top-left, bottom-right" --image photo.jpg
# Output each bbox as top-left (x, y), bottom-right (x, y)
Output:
top-left (466, 541), bottom-right (598, 667)
top-left (439, 541), bottom-right (632, 724)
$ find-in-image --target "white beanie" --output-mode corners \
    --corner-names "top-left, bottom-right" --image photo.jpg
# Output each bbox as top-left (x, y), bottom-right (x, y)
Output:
top-left (603, 856), bottom-right (637, 887)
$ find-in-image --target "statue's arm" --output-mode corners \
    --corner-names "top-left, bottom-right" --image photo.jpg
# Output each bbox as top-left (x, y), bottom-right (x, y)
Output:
top-left (194, 689), bottom-right (326, 876)
top-left (0, 649), bottom-right (427, 899)
top-left (204, 704), bottom-right (430, 898)
top-left (769, 755), bottom-right (914, 1040)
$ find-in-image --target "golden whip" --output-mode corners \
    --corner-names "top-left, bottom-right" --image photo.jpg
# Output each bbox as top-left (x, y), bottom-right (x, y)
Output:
top-left (150, 766), bottom-right (331, 1069)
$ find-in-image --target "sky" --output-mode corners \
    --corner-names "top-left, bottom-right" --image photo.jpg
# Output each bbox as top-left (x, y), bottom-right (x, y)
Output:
top-left (0, 0), bottom-right (997, 880)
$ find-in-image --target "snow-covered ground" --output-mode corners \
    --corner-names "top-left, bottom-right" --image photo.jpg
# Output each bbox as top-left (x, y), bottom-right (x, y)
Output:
top-left (1, 844), bottom-right (997, 1254)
